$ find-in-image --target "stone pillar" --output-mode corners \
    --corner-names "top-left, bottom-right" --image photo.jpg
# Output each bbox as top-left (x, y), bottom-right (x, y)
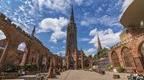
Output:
top-left (0, 40), bottom-right (18, 71)
top-left (19, 47), bottom-right (30, 66)
top-left (53, 56), bottom-right (57, 75)
top-left (48, 57), bottom-right (56, 78)
top-left (74, 49), bottom-right (78, 70)
top-left (19, 48), bottom-right (28, 66)
top-left (81, 53), bottom-right (84, 69)
top-left (36, 53), bottom-right (40, 70)
top-left (66, 56), bottom-right (70, 69)
top-left (89, 56), bottom-right (93, 68)
top-left (0, 40), bottom-right (9, 71)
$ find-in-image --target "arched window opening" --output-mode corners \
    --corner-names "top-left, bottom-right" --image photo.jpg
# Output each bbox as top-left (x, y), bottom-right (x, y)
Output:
top-left (17, 42), bottom-right (27, 52)
top-left (0, 30), bottom-right (6, 40)
top-left (121, 47), bottom-right (133, 67)
top-left (111, 51), bottom-right (120, 67)
top-left (140, 42), bottom-right (144, 57)
top-left (0, 30), bottom-right (6, 57)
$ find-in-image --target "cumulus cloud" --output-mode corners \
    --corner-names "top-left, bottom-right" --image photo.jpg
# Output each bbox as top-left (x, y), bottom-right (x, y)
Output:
top-left (39, 17), bottom-right (68, 43)
top-left (89, 28), bottom-right (121, 49)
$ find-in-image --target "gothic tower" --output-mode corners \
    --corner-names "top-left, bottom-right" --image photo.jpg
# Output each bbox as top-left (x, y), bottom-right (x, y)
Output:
top-left (66, 6), bottom-right (78, 69)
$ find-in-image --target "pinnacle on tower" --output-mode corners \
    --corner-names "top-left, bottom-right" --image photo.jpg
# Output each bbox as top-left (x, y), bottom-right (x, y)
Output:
top-left (70, 4), bottom-right (75, 23)
top-left (97, 33), bottom-right (102, 52)
top-left (31, 26), bottom-right (36, 37)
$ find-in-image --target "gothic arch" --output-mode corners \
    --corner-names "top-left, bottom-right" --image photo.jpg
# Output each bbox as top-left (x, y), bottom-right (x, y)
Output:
top-left (111, 51), bottom-right (120, 67)
top-left (138, 41), bottom-right (144, 57)
top-left (121, 47), bottom-right (134, 67)
top-left (0, 30), bottom-right (6, 56)
top-left (138, 41), bottom-right (144, 66)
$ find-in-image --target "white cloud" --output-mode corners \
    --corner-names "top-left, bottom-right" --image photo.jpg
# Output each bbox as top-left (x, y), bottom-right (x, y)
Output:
top-left (81, 15), bottom-right (120, 27)
top-left (81, 20), bottom-right (89, 26)
top-left (98, 15), bottom-right (119, 27)
top-left (37, 0), bottom-right (84, 11)
top-left (89, 28), bottom-right (121, 49)
top-left (17, 42), bottom-right (26, 51)
top-left (50, 31), bottom-right (66, 43)
top-left (56, 50), bottom-right (65, 56)
top-left (75, 0), bottom-right (83, 5)
top-left (85, 48), bottom-right (96, 55)
top-left (39, 17), bottom-right (68, 43)
top-left (0, 30), bottom-right (6, 40)
top-left (89, 28), bottom-right (97, 36)
top-left (80, 38), bottom-right (90, 42)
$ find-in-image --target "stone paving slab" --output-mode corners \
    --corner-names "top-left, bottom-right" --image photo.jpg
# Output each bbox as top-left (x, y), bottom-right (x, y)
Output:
top-left (49, 70), bottom-right (129, 80)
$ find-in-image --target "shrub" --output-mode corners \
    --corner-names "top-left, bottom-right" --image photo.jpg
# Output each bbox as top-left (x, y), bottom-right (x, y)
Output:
top-left (117, 66), bottom-right (125, 73)
top-left (106, 64), bottom-right (113, 71)
top-left (4, 64), bottom-right (18, 72)
top-left (24, 64), bottom-right (37, 71)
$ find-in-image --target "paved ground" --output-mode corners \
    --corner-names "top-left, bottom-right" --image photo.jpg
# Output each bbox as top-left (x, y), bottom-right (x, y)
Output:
top-left (49, 70), bottom-right (129, 80)
top-left (3, 70), bottom-right (129, 80)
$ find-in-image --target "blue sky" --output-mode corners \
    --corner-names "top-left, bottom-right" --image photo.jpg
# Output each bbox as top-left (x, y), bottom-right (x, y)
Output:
top-left (0, 0), bottom-right (132, 56)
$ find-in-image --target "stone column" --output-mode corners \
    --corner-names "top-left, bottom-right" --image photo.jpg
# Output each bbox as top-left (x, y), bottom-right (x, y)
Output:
top-left (53, 56), bottom-right (56, 75)
top-left (0, 40), bottom-right (9, 71)
top-left (48, 57), bottom-right (56, 78)
top-left (0, 40), bottom-right (18, 71)
top-left (88, 56), bottom-right (93, 68)
top-left (19, 47), bottom-right (30, 66)
top-left (81, 53), bottom-right (84, 69)
top-left (36, 53), bottom-right (40, 70)
top-left (66, 56), bottom-right (70, 69)
top-left (74, 49), bottom-right (78, 70)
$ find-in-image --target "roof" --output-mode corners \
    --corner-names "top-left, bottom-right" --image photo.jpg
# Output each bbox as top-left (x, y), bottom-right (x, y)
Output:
top-left (120, 0), bottom-right (144, 28)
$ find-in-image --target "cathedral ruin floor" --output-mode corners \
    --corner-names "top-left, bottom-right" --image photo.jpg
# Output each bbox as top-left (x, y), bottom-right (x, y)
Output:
top-left (3, 70), bottom-right (129, 80)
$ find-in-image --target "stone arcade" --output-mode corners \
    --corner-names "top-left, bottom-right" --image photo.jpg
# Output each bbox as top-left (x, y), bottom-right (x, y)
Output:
top-left (0, 13), bottom-right (63, 77)
top-left (109, 0), bottom-right (144, 73)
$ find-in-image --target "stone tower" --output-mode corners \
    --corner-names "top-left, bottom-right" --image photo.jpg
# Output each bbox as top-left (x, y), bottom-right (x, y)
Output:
top-left (66, 6), bottom-right (78, 69)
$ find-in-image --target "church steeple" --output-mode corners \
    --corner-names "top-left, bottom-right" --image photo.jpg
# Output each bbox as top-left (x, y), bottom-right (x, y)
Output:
top-left (31, 26), bottom-right (36, 37)
top-left (97, 33), bottom-right (102, 51)
top-left (66, 5), bottom-right (78, 69)
top-left (70, 5), bottom-right (75, 23)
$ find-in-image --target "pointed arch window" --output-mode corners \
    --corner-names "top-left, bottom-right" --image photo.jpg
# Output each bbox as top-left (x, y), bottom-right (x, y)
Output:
top-left (121, 47), bottom-right (133, 67)
top-left (140, 42), bottom-right (144, 57)
top-left (111, 51), bottom-right (120, 67)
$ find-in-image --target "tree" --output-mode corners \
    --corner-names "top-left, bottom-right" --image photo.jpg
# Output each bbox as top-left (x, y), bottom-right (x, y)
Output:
top-left (94, 48), bottom-right (109, 60)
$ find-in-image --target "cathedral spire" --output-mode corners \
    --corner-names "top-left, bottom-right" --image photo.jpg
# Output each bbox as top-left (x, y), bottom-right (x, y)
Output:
top-left (70, 4), bottom-right (75, 23)
top-left (31, 26), bottom-right (36, 37)
top-left (97, 33), bottom-right (102, 51)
